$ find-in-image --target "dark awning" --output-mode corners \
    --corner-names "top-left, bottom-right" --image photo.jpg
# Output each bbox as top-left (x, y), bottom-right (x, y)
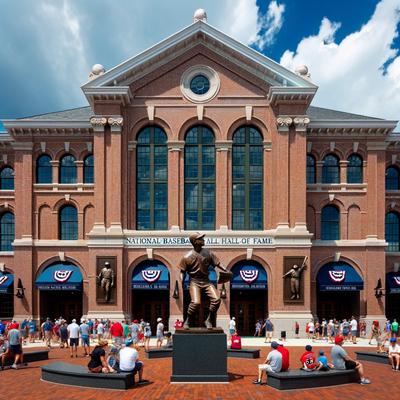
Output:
top-left (35, 263), bottom-right (83, 291)
top-left (386, 272), bottom-right (400, 294)
top-left (132, 261), bottom-right (169, 290)
top-left (317, 262), bottom-right (363, 291)
top-left (0, 272), bottom-right (14, 294)
top-left (231, 261), bottom-right (267, 290)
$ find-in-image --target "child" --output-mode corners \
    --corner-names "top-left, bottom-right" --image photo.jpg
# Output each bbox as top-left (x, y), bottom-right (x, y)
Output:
top-left (106, 347), bottom-right (119, 372)
top-left (300, 345), bottom-right (317, 371)
top-left (317, 350), bottom-right (333, 371)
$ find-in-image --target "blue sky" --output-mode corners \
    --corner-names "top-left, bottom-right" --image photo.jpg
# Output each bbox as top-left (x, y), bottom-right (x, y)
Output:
top-left (0, 0), bottom-right (399, 127)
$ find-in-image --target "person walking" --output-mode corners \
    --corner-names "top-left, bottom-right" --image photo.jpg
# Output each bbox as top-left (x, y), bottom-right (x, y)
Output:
top-left (42, 318), bottom-right (53, 348)
top-left (350, 316), bottom-right (358, 344)
top-left (7, 326), bottom-right (24, 369)
top-left (254, 320), bottom-right (262, 337)
top-left (294, 321), bottom-right (300, 339)
top-left (80, 319), bottom-right (91, 357)
top-left (229, 317), bottom-right (236, 338)
top-left (263, 318), bottom-right (274, 343)
top-left (28, 318), bottom-right (36, 343)
top-left (369, 320), bottom-right (381, 345)
top-left (130, 320), bottom-right (140, 347)
top-left (392, 319), bottom-right (399, 338)
top-left (59, 321), bottom-right (69, 348)
top-left (67, 319), bottom-right (80, 358)
top-left (97, 320), bottom-right (105, 342)
top-left (144, 322), bottom-right (151, 351)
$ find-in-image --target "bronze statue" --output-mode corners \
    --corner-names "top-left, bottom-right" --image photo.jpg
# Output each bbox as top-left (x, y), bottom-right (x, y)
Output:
top-left (178, 232), bottom-right (232, 329)
top-left (97, 261), bottom-right (115, 302)
top-left (283, 256), bottom-right (307, 299)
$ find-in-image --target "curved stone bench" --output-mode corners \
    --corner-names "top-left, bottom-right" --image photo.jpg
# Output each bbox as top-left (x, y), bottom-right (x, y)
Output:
top-left (356, 351), bottom-right (389, 365)
top-left (146, 348), bottom-right (173, 359)
top-left (267, 369), bottom-right (358, 390)
top-left (2, 349), bottom-right (49, 368)
top-left (41, 362), bottom-right (136, 390)
top-left (227, 348), bottom-right (260, 359)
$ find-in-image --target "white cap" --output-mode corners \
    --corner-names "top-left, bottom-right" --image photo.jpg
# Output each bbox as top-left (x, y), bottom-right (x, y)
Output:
top-left (72, 319), bottom-right (76, 323)
top-left (157, 317), bottom-right (162, 322)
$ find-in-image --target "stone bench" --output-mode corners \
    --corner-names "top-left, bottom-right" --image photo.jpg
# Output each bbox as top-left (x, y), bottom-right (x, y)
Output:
top-left (2, 349), bottom-right (49, 367)
top-left (146, 348), bottom-right (173, 359)
top-left (41, 362), bottom-right (136, 390)
top-left (356, 351), bottom-right (389, 365)
top-left (267, 369), bottom-right (359, 390)
top-left (227, 348), bottom-right (260, 359)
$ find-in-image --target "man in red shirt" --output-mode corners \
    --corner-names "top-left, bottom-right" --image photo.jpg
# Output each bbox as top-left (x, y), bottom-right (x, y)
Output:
top-left (276, 340), bottom-right (289, 371)
top-left (300, 345), bottom-right (317, 371)
top-left (109, 321), bottom-right (124, 345)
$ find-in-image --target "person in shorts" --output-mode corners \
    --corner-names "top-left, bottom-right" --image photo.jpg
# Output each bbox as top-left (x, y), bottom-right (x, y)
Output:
top-left (68, 319), bottom-right (80, 358)
top-left (388, 337), bottom-right (400, 370)
top-left (317, 350), bottom-right (333, 371)
top-left (253, 341), bottom-right (282, 384)
top-left (392, 319), bottom-right (399, 338)
top-left (263, 318), bottom-right (274, 343)
top-left (300, 345), bottom-right (317, 371)
top-left (350, 316), bottom-right (358, 344)
top-left (144, 322), bottom-right (151, 351)
top-left (59, 321), bottom-right (69, 348)
top-left (294, 321), bottom-right (300, 338)
top-left (7, 327), bottom-right (24, 369)
top-left (156, 317), bottom-right (164, 348)
top-left (0, 335), bottom-right (10, 369)
top-left (229, 317), bottom-right (236, 338)
top-left (119, 338), bottom-right (148, 383)
top-left (80, 319), bottom-right (91, 356)
top-left (331, 336), bottom-right (370, 384)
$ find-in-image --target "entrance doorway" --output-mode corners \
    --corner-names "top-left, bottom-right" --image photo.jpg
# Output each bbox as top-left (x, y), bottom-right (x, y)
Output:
top-left (230, 290), bottom-right (266, 336)
top-left (386, 294), bottom-right (400, 321)
top-left (40, 290), bottom-right (82, 322)
top-left (316, 291), bottom-right (360, 320)
top-left (132, 290), bottom-right (169, 332)
top-left (0, 292), bottom-right (13, 320)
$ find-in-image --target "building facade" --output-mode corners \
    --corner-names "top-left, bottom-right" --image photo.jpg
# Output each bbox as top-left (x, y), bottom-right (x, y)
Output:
top-left (0, 12), bottom-right (399, 335)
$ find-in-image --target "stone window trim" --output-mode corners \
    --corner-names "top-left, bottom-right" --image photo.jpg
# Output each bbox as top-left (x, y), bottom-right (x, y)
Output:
top-left (180, 65), bottom-right (220, 103)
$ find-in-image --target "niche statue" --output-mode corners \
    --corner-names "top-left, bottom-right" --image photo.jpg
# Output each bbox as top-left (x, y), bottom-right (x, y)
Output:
top-left (178, 232), bottom-right (232, 329)
top-left (97, 261), bottom-right (115, 302)
top-left (282, 256), bottom-right (308, 300)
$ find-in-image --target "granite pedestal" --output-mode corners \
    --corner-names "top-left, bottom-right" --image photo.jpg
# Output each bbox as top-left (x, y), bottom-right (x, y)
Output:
top-left (170, 328), bottom-right (229, 383)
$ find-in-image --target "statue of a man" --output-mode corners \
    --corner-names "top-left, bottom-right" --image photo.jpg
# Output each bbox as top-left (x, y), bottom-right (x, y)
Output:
top-left (282, 257), bottom-right (307, 299)
top-left (97, 262), bottom-right (114, 302)
top-left (178, 232), bottom-right (231, 329)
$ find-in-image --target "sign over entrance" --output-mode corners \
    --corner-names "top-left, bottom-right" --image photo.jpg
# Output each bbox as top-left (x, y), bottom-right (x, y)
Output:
top-left (125, 236), bottom-right (273, 247)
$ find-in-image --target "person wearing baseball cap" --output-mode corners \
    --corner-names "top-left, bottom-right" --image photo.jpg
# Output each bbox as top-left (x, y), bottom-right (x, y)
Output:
top-left (388, 337), bottom-right (400, 370)
top-left (119, 338), bottom-right (148, 383)
top-left (253, 341), bottom-right (282, 384)
top-left (331, 335), bottom-right (370, 384)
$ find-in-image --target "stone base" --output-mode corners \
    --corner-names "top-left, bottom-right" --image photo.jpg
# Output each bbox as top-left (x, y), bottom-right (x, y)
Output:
top-left (268, 311), bottom-right (313, 339)
top-left (171, 329), bottom-right (229, 383)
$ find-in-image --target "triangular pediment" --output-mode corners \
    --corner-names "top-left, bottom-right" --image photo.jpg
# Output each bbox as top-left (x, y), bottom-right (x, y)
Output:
top-left (82, 21), bottom-right (316, 92)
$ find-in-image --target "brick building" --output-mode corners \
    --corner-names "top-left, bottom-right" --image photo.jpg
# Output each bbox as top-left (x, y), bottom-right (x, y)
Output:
top-left (0, 11), bottom-right (399, 335)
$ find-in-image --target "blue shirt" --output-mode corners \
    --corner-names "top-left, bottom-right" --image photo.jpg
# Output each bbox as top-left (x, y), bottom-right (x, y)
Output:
top-left (28, 321), bottom-right (36, 331)
top-left (0, 322), bottom-right (5, 334)
top-left (80, 323), bottom-right (90, 337)
top-left (317, 355), bottom-right (328, 368)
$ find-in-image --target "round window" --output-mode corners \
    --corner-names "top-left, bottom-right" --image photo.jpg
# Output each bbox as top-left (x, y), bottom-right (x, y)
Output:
top-left (190, 75), bottom-right (210, 95)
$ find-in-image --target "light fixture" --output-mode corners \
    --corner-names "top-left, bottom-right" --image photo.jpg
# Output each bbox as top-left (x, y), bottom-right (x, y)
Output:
top-left (172, 280), bottom-right (179, 299)
top-left (374, 278), bottom-right (385, 298)
top-left (220, 283), bottom-right (227, 299)
top-left (16, 278), bottom-right (25, 299)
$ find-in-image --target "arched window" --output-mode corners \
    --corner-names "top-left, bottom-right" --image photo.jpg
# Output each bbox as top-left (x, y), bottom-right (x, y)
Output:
top-left (0, 212), bottom-right (14, 251)
top-left (306, 154), bottom-right (316, 184)
top-left (0, 167), bottom-right (14, 190)
top-left (322, 154), bottom-right (340, 184)
top-left (232, 126), bottom-right (263, 230)
top-left (385, 212), bottom-right (400, 252)
top-left (59, 154), bottom-right (77, 184)
top-left (321, 205), bottom-right (340, 240)
top-left (36, 154), bottom-right (52, 183)
top-left (386, 166), bottom-right (400, 190)
top-left (136, 126), bottom-right (168, 230)
top-left (83, 154), bottom-right (94, 184)
top-left (347, 153), bottom-right (363, 183)
top-left (59, 205), bottom-right (78, 240)
top-left (184, 125), bottom-right (215, 230)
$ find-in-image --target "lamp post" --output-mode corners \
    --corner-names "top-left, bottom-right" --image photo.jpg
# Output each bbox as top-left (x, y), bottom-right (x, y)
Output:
top-left (15, 278), bottom-right (25, 299)
top-left (374, 278), bottom-right (385, 298)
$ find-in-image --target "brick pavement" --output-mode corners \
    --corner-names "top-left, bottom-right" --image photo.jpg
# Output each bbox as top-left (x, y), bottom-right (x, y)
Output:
top-left (0, 346), bottom-right (399, 400)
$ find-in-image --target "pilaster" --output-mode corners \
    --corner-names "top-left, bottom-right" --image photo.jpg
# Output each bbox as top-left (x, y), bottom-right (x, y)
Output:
top-left (168, 141), bottom-right (184, 230)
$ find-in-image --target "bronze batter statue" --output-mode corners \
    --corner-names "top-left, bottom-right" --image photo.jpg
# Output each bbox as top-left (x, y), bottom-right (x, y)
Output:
top-left (178, 232), bottom-right (232, 329)
top-left (282, 257), bottom-right (307, 299)
top-left (97, 261), bottom-right (115, 302)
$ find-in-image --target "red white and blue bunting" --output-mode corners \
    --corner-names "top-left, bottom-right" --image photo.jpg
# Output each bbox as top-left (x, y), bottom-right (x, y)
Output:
top-left (328, 270), bottom-right (346, 283)
top-left (239, 269), bottom-right (259, 284)
top-left (0, 275), bottom-right (8, 286)
top-left (141, 269), bottom-right (161, 284)
top-left (53, 270), bottom-right (73, 283)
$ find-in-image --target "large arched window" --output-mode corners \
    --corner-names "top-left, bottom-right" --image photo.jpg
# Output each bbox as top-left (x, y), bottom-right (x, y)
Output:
top-left (184, 125), bottom-right (215, 230)
top-left (386, 166), bottom-right (400, 190)
top-left (0, 167), bottom-right (14, 190)
top-left (347, 153), bottom-right (363, 183)
top-left (232, 126), bottom-right (263, 230)
top-left (321, 205), bottom-right (340, 240)
top-left (0, 212), bottom-right (14, 251)
top-left (306, 154), bottom-right (316, 184)
top-left (136, 126), bottom-right (168, 230)
top-left (59, 154), bottom-right (77, 184)
top-left (385, 212), bottom-right (400, 252)
top-left (36, 154), bottom-right (52, 183)
top-left (83, 154), bottom-right (94, 184)
top-left (59, 205), bottom-right (78, 240)
top-left (322, 154), bottom-right (340, 184)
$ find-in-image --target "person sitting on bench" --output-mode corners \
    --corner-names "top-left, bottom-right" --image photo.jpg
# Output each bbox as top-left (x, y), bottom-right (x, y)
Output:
top-left (317, 350), bottom-right (334, 371)
top-left (253, 341), bottom-right (282, 385)
top-left (388, 337), bottom-right (400, 371)
top-left (300, 345), bottom-right (317, 371)
top-left (331, 336), bottom-right (370, 384)
top-left (87, 339), bottom-right (110, 373)
top-left (119, 338), bottom-right (149, 384)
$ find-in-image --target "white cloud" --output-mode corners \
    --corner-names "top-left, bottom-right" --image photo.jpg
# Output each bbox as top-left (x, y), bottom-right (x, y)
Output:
top-left (280, 0), bottom-right (400, 121)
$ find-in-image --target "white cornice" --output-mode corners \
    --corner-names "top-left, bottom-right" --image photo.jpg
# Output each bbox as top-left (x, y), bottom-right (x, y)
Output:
top-left (82, 21), bottom-right (316, 91)
top-left (268, 86), bottom-right (317, 107)
top-left (308, 120), bottom-right (398, 130)
top-left (3, 120), bottom-right (92, 129)
top-left (82, 87), bottom-right (132, 107)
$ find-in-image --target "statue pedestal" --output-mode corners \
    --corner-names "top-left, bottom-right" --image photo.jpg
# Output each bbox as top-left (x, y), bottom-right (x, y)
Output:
top-left (170, 328), bottom-right (229, 383)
